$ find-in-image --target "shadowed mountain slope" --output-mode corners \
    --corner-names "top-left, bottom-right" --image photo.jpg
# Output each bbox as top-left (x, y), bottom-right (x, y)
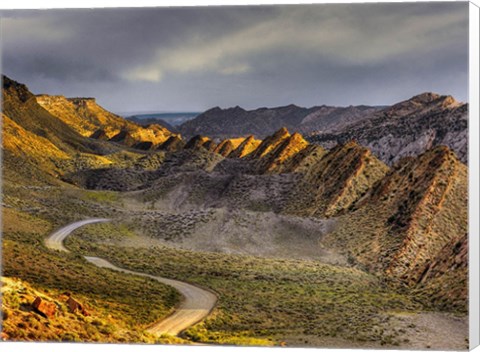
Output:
top-left (184, 135), bottom-right (213, 151)
top-left (158, 135), bottom-right (186, 152)
top-left (285, 141), bottom-right (389, 217)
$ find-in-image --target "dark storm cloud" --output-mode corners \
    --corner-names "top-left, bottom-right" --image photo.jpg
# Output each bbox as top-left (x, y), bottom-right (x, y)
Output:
top-left (0, 3), bottom-right (469, 112)
top-left (1, 6), bottom-right (273, 84)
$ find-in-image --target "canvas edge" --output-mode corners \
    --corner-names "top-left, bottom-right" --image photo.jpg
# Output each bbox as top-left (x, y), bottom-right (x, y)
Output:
top-left (469, 1), bottom-right (480, 350)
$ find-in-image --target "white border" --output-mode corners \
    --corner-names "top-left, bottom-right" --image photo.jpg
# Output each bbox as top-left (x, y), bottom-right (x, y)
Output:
top-left (1, 1), bottom-right (479, 352)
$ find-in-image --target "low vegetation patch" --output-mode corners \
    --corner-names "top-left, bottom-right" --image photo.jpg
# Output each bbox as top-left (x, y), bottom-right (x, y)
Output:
top-left (1, 210), bottom-right (182, 343)
top-left (67, 223), bottom-right (424, 347)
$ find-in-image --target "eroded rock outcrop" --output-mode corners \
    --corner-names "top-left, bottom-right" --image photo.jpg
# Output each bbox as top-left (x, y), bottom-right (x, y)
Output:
top-left (286, 141), bottom-right (389, 218)
top-left (255, 132), bottom-right (309, 173)
top-left (32, 297), bottom-right (57, 318)
top-left (67, 297), bottom-right (90, 316)
top-left (228, 135), bottom-right (262, 158)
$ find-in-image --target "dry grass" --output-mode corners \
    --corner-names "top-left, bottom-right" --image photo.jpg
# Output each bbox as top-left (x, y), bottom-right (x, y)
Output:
top-left (66, 223), bottom-right (424, 347)
top-left (1, 206), bottom-right (182, 343)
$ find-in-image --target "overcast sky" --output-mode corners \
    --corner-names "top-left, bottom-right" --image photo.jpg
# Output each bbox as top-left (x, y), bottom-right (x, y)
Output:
top-left (0, 3), bottom-right (469, 114)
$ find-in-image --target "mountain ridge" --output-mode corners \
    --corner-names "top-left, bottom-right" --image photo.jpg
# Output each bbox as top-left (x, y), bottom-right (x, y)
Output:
top-left (308, 93), bottom-right (468, 164)
top-left (176, 92), bottom-right (467, 165)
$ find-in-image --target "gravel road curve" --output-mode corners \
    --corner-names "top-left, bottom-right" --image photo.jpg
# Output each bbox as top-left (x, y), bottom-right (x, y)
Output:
top-left (45, 218), bottom-right (217, 336)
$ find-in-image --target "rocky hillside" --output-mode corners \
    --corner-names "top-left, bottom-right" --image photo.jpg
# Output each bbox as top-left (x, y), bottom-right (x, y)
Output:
top-left (2, 113), bottom-right (70, 181)
top-left (309, 93), bottom-right (468, 165)
top-left (1, 76), bottom-right (124, 184)
top-left (178, 104), bottom-right (381, 139)
top-left (414, 233), bottom-right (467, 311)
top-left (2, 76), bottom-right (103, 155)
top-left (68, 123), bottom-right (468, 313)
top-left (36, 94), bottom-right (177, 150)
top-left (36, 95), bottom-right (123, 138)
top-left (323, 146), bottom-right (467, 310)
top-left (284, 141), bottom-right (389, 217)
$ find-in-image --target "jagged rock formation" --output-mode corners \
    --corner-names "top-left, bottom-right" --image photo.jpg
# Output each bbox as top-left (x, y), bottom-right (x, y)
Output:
top-left (158, 135), bottom-right (185, 152)
top-left (213, 138), bottom-right (246, 157)
top-left (214, 140), bottom-right (236, 157)
top-left (285, 141), bottom-right (389, 217)
top-left (202, 139), bottom-right (218, 152)
top-left (249, 127), bottom-right (291, 159)
top-left (370, 147), bottom-right (467, 283)
top-left (281, 144), bottom-right (327, 174)
top-left (228, 135), bottom-right (262, 158)
top-left (184, 135), bottom-right (212, 151)
top-left (308, 93), bottom-right (468, 164)
top-left (323, 146), bottom-right (467, 310)
top-left (255, 132), bottom-right (309, 173)
top-left (178, 92), bottom-right (467, 164)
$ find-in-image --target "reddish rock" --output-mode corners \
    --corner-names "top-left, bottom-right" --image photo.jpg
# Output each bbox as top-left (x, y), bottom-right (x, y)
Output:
top-left (32, 297), bottom-right (56, 318)
top-left (67, 297), bottom-right (90, 316)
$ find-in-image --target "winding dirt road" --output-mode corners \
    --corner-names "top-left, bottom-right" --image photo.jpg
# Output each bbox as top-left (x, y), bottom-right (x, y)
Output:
top-left (45, 218), bottom-right (217, 336)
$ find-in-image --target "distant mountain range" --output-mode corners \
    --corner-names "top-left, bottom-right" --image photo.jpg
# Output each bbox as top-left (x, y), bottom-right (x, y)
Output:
top-left (178, 104), bottom-right (384, 140)
top-left (126, 112), bottom-right (199, 127)
top-left (175, 95), bottom-right (467, 165)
